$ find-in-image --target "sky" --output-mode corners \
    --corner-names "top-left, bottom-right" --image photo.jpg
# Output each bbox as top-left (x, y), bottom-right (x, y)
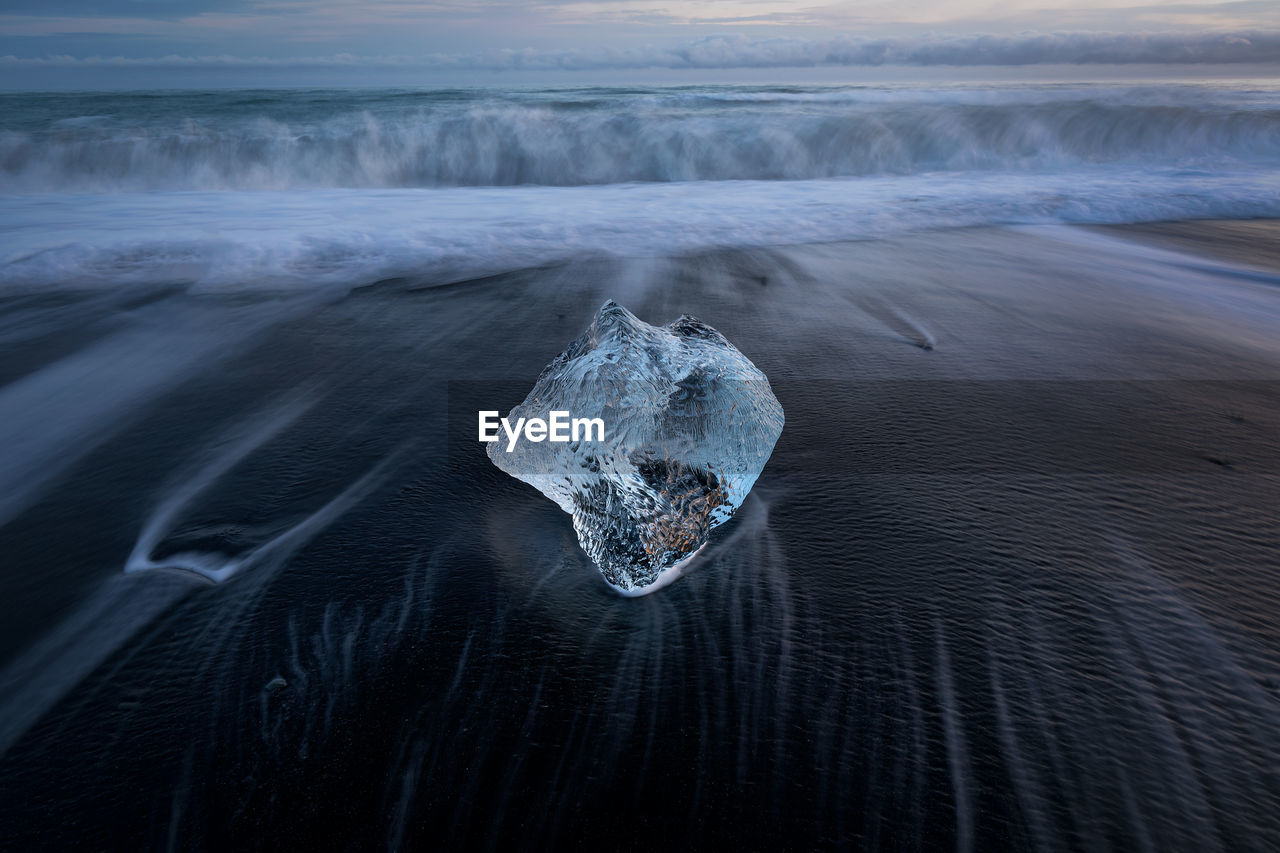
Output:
top-left (2, 0), bottom-right (1279, 88)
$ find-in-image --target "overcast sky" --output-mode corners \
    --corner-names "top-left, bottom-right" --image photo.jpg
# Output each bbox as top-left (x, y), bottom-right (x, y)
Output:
top-left (3, 0), bottom-right (1279, 87)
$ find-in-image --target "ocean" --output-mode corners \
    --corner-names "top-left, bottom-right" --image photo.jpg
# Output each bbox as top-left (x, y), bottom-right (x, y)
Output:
top-left (3, 83), bottom-right (1280, 290)
top-left (1, 82), bottom-right (1279, 850)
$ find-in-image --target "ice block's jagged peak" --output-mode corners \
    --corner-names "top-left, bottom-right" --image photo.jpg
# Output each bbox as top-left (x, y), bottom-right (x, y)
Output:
top-left (487, 300), bottom-right (784, 595)
top-left (669, 314), bottom-right (729, 345)
top-left (594, 299), bottom-right (633, 329)
top-left (589, 301), bottom-right (728, 356)
top-left (592, 301), bottom-right (670, 355)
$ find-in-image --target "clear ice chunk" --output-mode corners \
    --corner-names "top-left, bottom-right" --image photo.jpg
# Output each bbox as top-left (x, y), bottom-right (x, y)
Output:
top-left (487, 300), bottom-right (784, 594)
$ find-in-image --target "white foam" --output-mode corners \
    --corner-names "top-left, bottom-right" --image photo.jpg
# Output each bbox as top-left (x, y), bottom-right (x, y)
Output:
top-left (3, 167), bottom-right (1278, 294)
top-left (4, 83), bottom-right (1279, 192)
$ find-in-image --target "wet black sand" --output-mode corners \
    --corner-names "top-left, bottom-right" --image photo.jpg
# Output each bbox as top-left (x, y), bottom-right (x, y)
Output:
top-left (1099, 219), bottom-right (1280, 272)
top-left (1, 224), bottom-right (1278, 850)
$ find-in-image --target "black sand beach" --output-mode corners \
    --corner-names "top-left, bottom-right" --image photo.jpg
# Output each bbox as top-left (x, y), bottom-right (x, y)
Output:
top-left (1, 221), bottom-right (1278, 849)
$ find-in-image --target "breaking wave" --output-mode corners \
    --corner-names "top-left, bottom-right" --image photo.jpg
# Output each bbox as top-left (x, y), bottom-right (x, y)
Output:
top-left (2, 84), bottom-right (1279, 191)
top-left (3, 82), bottom-right (1280, 293)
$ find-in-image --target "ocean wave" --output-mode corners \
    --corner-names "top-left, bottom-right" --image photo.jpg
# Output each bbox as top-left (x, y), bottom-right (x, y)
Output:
top-left (2, 86), bottom-right (1278, 191)
top-left (4, 169), bottom-right (1278, 292)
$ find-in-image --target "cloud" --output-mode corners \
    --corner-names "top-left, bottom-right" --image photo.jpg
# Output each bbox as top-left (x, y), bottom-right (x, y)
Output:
top-left (0, 0), bottom-right (253, 18)
top-left (4, 30), bottom-right (1280, 69)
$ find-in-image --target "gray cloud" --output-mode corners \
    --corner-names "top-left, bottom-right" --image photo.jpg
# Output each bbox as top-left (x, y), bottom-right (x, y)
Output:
top-left (4, 30), bottom-right (1280, 69)
top-left (0, 0), bottom-right (253, 17)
